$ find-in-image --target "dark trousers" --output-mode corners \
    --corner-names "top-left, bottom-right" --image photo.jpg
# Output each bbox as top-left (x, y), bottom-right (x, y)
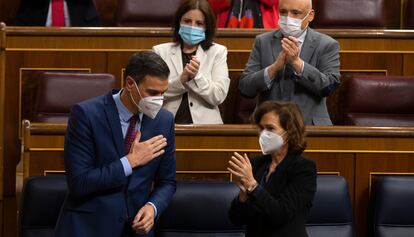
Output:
top-left (121, 221), bottom-right (134, 237)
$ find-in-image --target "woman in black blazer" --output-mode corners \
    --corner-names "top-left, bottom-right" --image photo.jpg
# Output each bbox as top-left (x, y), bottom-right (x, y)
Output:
top-left (228, 101), bottom-right (317, 237)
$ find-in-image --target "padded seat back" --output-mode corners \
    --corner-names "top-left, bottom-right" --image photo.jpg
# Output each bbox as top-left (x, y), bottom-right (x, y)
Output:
top-left (371, 176), bottom-right (414, 237)
top-left (19, 176), bottom-right (356, 237)
top-left (156, 182), bottom-right (245, 237)
top-left (115, 0), bottom-right (182, 27)
top-left (33, 72), bottom-right (115, 123)
top-left (312, 0), bottom-right (400, 28)
top-left (234, 95), bottom-right (256, 124)
top-left (306, 175), bottom-right (354, 237)
top-left (405, 0), bottom-right (414, 29)
top-left (343, 76), bottom-right (414, 126)
top-left (19, 176), bottom-right (67, 237)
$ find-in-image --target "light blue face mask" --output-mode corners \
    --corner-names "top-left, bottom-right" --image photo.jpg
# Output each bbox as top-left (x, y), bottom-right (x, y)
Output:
top-left (178, 24), bottom-right (206, 46)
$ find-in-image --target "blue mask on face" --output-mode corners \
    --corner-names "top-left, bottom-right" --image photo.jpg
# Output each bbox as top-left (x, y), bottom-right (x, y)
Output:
top-left (178, 24), bottom-right (206, 46)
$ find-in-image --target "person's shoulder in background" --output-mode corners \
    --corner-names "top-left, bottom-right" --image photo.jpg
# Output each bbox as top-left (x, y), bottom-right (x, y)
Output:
top-left (14, 0), bottom-right (101, 26)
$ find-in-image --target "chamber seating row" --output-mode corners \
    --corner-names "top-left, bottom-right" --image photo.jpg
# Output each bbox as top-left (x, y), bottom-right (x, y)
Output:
top-left (26, 71), bottom-right (414, 126)
top-left (20, 174), bottom-right (414, 237)
top-left (110, 0), bottom-right (414, 29)
top-left (19, 175), bottom-right (354, 237)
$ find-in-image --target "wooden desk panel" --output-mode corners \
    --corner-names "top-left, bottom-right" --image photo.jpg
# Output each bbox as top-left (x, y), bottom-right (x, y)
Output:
top-left (0, 22), bottom-right (5, 237)
top-left (355, 154), bottom-right (414, 237)
top-left (21, 122), bottom-right (414, 237)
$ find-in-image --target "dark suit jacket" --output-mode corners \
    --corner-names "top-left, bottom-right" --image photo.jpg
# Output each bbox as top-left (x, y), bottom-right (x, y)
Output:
top-left (239, 28), bottom-right (341, 125)
top-left (229, 153), bottom-right (317, 237)
top-left (15, 0), bottom-right (101, 26)
top-left (54, 90), bottom-right (176, 237)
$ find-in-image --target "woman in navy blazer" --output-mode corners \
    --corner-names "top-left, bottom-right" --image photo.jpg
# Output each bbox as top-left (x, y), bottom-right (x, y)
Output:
top-left (228, 101), bottom-right (317, 237)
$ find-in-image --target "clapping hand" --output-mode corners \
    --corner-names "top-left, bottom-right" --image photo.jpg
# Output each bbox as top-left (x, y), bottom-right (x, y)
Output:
top-left (228, 152), bottom-right (257, 200)
top-left (281, 36), bottom-right (304, 73)
top-left (180, 56), bottom-right (200, 83)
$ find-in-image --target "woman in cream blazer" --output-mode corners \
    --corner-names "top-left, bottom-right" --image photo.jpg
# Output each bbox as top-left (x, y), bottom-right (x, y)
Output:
top-left (153, 0), bottom-right (230, 124)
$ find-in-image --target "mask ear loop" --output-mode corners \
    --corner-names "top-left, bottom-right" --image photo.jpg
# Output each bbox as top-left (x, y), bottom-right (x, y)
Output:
top-left (302, 10), bottom-right (311, 21)
top-left (129, 78), bottom-right (143, 110)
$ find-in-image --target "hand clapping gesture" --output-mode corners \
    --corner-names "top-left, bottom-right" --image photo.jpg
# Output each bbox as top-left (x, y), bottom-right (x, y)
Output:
top-left (180, 56), bottom-right (200, 83)
top-left (281, 36), bottom-right (304, 73)
top-left (227, 152), bottom-right (258, 202)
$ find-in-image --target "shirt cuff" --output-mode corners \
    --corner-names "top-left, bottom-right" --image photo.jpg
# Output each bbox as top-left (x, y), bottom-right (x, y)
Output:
top-left (120, 156), bottom-right (133, 176)
top-left (147, 202), bottom-right (158, 217)
top-left (264, 67), bottom-right (273, 89)
top-left (293, 60), bottom-right (305, 77)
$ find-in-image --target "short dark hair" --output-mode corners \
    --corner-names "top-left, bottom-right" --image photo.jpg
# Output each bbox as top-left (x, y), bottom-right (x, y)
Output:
top-left (253, 101), bottom-right (307, 154)
top-left (124, 51), bottom-right (170, 84)
top-left (172, 0), bottom-right (217, 51)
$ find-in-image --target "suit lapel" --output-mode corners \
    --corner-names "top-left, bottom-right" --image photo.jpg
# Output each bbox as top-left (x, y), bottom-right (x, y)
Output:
top-left (271, 31), bottom-right (284, 99)
top-left (271, 31), bottom-right (283, 63)
top-left (300, 28), bottom-right (317, 64)
top-left (195, 45), bottom-right (207, 68)
top-left (103, 90), bottom-right (124, 157)
top-left (171, 45), bottom-right (183, 75)
top-left (139, 115), bottom-right (152, 143)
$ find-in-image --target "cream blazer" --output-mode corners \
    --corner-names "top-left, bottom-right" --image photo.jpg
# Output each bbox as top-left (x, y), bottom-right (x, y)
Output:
top-left (153, 42), bottom-right (230, 124)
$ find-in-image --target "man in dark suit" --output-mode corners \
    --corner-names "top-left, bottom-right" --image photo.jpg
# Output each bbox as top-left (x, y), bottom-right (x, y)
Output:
top-left (54, 51), bottom-right (176, 237)
top-left (239, 0), bottom-right (340, 125)
top-left (15, 0), bottom-right (101, 26)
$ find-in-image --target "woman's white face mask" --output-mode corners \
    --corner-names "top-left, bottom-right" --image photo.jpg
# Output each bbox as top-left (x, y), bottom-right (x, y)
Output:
top-left (259, 130), bottom-right (286, 155)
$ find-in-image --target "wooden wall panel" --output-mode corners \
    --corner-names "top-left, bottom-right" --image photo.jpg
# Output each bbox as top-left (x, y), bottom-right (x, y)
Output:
top-left (106, 52), bottom-right (135, 88)
top-left (305, 153), bottom-right (355, 204)
top-left (336, 37), bottom-right (414, 51)
top-left (340, 52), bottom-right (403, 75)
top-left (26, 153), bottom-right (65, 177)
top-left (0, 22), bottom-right (5, 237)
top-left (403, 54), bottom-right (414, 75)
top-left (355, 154), bottom-right (414, 237)
top-left (226, 51), bottom-right (250, 69)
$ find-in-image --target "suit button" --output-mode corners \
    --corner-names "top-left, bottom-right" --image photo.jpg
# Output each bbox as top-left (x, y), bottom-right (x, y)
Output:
top-left (189, 102), bottom-right (193, 107)
top-left (119, 217), bottom-right (124, 223)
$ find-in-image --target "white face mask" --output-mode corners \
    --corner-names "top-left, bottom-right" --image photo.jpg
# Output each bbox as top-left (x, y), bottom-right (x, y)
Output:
top-left (278, 10), bottom-right (311, 37)
top-left (129, 81), bottom-right (163, 119)
top-left (259, 130), bottom-right (286, 155)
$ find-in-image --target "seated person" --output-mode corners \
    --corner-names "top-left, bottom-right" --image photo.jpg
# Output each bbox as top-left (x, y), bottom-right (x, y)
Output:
top-left (208, 0), bottom-right (279, 28)
top-left (153, 0), bottom-right (230, 124)
top-left (228, 100), bottom-right (317, 237)
top-left (238, 0), bottom-right (340, 125)
top-left (15, 0), bottom-right (101, 26)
